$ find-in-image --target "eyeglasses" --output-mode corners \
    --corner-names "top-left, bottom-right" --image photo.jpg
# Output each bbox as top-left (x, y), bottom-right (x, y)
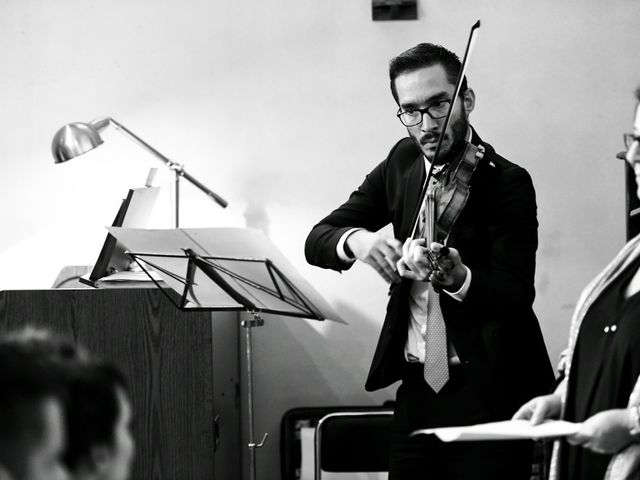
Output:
top-left (624, 133), bottom-right (640, 149)
top-left (396, 99), bottom-right (452, 127)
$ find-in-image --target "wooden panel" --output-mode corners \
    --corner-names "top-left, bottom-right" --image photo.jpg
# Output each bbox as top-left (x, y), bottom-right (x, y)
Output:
top-left (0, 288), bottom-right (219, 480)
top-left (210, 311), bottom-right (241, 480)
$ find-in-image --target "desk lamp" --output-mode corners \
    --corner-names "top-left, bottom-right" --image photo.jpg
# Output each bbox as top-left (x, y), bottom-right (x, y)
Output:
top-left (52, 117), bottom-right (228, 227)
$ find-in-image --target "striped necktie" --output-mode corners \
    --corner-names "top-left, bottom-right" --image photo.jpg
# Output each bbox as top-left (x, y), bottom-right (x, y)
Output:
top-left (419, 179), bottom-right (450, 393)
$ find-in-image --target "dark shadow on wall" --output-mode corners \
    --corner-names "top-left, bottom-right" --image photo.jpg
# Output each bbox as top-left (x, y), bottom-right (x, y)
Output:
top-left (244, 201), bottom-right (270, 235)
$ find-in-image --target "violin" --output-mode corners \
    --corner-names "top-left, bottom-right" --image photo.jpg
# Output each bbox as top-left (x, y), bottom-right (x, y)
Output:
top-left (429, 142), bottom-right (485, 242)
top-left (410, 20), bottom-right (482, 273)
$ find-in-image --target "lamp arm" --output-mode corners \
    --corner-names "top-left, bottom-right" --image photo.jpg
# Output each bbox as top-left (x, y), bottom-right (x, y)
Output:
top-left (94, 117), bottom-right (228, 208)
top-left (179, 169), bottom-right (229, 208)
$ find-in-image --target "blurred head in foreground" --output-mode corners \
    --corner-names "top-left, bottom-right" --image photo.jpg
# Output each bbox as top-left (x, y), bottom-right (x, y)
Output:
top-left (63, 362), bottom-right (134, 480)
top-left (0, 341), bottom-right (68, 480)
top-left (0, 329), bottom-right (134, 480)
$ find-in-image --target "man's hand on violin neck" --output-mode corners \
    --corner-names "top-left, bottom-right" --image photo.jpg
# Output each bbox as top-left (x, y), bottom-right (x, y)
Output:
top-left (429, 243), bottom-right (466, 292)
top-left (346, 230), bottom-right (402, 283)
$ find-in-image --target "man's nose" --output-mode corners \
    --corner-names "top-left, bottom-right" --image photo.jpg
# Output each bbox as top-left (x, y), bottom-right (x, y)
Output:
top-left (626, 140), bottom-right (640, 165)
top-left (420, 112), bottom-right (438, 132)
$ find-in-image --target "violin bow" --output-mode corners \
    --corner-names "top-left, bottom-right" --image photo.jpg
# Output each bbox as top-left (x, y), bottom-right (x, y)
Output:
top-left (409, 19), bottom-right (481, 240)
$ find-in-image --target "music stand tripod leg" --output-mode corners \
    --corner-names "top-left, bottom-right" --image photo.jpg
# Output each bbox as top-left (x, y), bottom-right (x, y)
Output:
top-left (242, 312), bottom-right (268, 480)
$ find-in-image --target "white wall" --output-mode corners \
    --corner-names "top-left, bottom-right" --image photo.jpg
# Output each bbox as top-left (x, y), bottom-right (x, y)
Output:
top-left (2, 0), bottom-right (640, 478)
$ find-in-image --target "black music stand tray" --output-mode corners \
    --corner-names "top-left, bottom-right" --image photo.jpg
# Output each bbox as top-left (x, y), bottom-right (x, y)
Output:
top-left (107, 227), bottom-right (344, 480)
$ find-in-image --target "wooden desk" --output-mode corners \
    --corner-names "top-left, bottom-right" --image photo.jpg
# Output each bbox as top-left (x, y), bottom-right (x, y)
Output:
top-left (0, 288), bottom-right (240, 480)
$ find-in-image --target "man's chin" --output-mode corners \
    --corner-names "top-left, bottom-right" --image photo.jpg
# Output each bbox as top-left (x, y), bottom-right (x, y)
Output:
top-left (420, 142), bottom-right (437, 157)
top-left (421, 143), bottom-right (450, 164)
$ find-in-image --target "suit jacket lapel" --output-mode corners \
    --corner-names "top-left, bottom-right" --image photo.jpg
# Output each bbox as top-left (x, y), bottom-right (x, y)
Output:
top-left (400, 152), bottom-right (426, 240)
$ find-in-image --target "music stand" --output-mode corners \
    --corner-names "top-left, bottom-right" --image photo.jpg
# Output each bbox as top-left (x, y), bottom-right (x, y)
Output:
top-left (107, 226), bottom-right (344, 480)
top-left (80, 186), bottom-right (160, 287)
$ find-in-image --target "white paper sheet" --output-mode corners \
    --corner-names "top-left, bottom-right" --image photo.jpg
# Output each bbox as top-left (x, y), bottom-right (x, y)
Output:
top-left (412, 419), bottom-right (581, 442)
top-left (97, 270), bottom-right (162, 282)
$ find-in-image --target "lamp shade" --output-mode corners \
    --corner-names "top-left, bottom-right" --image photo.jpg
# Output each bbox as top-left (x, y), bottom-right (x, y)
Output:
top-left (52, 122), bottom-right (104, 164)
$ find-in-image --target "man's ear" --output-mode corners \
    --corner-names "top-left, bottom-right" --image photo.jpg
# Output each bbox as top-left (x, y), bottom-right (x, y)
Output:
top-left (88, 445), bottom-right (113, 476)
top-left (0, 465), bottom-right (14, 480)
top-left (462, 88), bottom-right (475, 115)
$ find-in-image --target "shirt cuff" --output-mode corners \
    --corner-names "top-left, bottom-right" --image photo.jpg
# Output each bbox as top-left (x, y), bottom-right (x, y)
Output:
top-left (444, 265), bottom-right (471, 302)
top-left (336, 228), bottom-right (362, 262)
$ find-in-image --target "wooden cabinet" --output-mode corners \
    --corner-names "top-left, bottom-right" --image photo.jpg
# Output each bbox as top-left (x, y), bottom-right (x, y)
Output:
top-left (0, 288), bottom-right (241, 480)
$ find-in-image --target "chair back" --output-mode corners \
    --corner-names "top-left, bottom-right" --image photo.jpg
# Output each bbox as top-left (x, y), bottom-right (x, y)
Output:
top-left (314, 410), bottom-right (393, 479)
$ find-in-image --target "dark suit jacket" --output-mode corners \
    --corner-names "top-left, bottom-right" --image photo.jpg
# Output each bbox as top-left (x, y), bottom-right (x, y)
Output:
top-left (305, 129), bottom-right (555, 418)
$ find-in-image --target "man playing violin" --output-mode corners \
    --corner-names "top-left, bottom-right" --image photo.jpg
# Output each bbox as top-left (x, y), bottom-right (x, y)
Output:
top-left (305, 43), bottom-right (554, 479)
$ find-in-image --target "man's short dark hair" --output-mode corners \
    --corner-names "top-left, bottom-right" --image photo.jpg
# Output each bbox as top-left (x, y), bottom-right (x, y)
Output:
top-left (1, 328), bottom-right (88, 363)
top-left (63, 362), bottom-right (128, 470)
top-left (389, 43), bottom-right (468, 103)
top-left (0, 343), bottom-right (64, 478)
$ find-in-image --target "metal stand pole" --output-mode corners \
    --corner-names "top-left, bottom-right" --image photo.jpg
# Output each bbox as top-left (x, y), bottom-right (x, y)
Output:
top-left (173, 169), bottom-right (180, 228)
top-left (241, 313), bottom-right (268, 480)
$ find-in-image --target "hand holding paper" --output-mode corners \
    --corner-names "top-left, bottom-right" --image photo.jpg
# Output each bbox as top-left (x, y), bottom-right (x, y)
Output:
top-left (566, 409), bottom-right (637, 454)
top-left (512, 393), bottom-right (563, 425)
